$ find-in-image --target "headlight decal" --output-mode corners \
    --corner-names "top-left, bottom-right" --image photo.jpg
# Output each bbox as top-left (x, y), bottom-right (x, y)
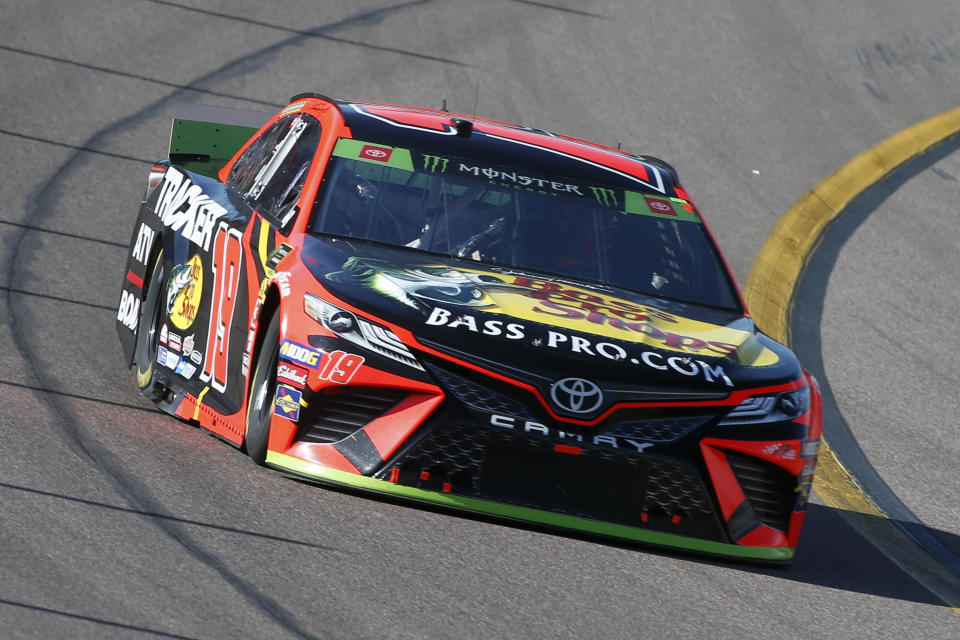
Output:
top-left (304, 293), bottom-right (424, 370)
top-left (719, 386), bottom-right (810, 426)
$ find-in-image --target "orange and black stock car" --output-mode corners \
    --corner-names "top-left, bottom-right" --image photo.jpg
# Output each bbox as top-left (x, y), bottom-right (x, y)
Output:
top-left (117, 94), bottom-right (821, 562)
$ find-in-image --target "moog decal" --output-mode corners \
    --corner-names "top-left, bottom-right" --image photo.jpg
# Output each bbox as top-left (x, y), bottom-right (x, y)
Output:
top-left (279, 339), bottom-right (322, 369)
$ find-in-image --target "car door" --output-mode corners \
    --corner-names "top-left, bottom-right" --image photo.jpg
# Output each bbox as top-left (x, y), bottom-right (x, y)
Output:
top-left (200, 112), bottom-right (324, 414)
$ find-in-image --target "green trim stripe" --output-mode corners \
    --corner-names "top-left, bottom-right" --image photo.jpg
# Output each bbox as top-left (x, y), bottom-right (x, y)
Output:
top-left (265, 451), bottom-right (794, 561)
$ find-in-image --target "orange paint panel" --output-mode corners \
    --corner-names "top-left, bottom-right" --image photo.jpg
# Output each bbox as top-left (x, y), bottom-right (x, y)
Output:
top-left (787, 511), bottom-right (806, 548)
top-left (364, 392), bottom-right (444, 460)
top-left (283, 441), bottom-right (359, 474)
top-left (700, 444), bottom-right (747, 520)
top-left (737, 524), bottom-right (789, 548)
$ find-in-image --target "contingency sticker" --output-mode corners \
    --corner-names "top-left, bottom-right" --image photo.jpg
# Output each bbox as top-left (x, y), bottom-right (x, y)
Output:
top-left (273, 384), bottom-right (302, 421)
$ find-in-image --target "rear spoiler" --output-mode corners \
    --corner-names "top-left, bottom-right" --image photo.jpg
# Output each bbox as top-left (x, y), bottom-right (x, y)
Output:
top-left (168, 103), bottom-right (273, 177)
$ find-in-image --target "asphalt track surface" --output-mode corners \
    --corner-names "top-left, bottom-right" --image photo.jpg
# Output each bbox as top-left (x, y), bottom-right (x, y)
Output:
top-left (1, 1), bottom-right (959, 638)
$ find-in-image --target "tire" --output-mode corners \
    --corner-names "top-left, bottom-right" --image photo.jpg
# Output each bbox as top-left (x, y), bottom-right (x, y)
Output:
top-left (135, 252), bottom-right (164, 399)
top-left (244, 311), bottom-right (280, 465)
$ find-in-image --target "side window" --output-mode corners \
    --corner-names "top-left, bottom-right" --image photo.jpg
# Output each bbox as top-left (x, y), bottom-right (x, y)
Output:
top-left (227, 113), bottom-right (322, 227)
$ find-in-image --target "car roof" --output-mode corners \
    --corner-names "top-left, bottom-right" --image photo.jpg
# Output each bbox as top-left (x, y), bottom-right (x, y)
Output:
top-left (327, 98), bottom-right (678, 197)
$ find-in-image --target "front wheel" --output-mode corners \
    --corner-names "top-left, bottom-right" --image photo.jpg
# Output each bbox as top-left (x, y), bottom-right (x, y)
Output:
top-left (244, 311), bottom-right (280, 465)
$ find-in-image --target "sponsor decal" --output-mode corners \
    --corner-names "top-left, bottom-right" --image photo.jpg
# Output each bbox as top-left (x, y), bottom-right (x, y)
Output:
top-left (589, 187), bottom-right (618, 207)
top-left (241, 351), bottom-right (250, 378)
top-left (181, 333), bottom-right (202, 365)
top-left (490, 414), bottom-right (653, 453)
top-left (167, 332), bottom-right (182, 352)
top-left (277, 362), bottom-right (308, 388)
top-left (279, 339), bottom-right (322, 369)
top-left (426, 307), bottom-right (733, 386)
top-left (159, 323), bottom-right (169, 344)
top-left (316, 350), bottom-right (364, 385)
top-left (273, 384), bottom-right (302, 421)
top-left (156, 346), bottom-right (178, 370)
top-left (153, 167), bottom-right (226, 251)
top-left (281, 100), bottom-right (307, 116)
top-left (762, 442), bottom-right (797, 460)
top-left (359, 145), bottom-right (393, 162)
top-left (422, 154), bottom-right (449, 173)
top-left (644, 197), bottom-right (677, 216)
top-left (458, 163), bottom-right (584, 195)
top-left (174, 360), bottom-right (197, 380)
top-left (117, 290), bottom-right (140, 332)
top-left (166, 254), bottom-right (203, 331)
top-left (550, 378), bottom-right (603, 414)
top-left (131, 223), bottom-right (155, 264)
top-left (327, 258), bottom-right (777, 367)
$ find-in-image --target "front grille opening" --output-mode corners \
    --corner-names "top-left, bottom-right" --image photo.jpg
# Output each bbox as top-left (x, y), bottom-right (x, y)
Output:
top-left (725, 450), bottom-right (796, 531)
top-left (296, 387), bottom-right (407, 444)
top-left (425, 360), bottom-right (540, 420)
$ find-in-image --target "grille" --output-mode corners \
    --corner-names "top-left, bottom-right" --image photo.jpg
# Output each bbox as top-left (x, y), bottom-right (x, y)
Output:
top-left (426, 362), bottom-right (538, 420)
top-left (603, 416), bottom-right (710, 443)
top-left (296, 388), bottom-right (407, 444)
top-left (725, 450), bottom-right (796, 531)
top-left (379, 420), bottom-right (723, 539)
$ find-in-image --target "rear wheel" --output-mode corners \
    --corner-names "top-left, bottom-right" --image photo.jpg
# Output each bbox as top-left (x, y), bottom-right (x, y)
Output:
top-left (135, 252), bottom-right (164, 400)
top-left (244, 311), bottom-right (280, 465)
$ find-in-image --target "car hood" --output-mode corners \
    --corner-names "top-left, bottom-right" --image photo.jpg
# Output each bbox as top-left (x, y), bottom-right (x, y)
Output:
top-left (301, 237), bottom-right (801, 393)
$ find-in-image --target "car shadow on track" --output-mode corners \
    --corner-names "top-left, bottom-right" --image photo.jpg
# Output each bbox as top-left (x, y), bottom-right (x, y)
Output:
top-left (284, 473), bottom-right (957, 607)
top-left (751, 503), bottom-right (958, 607)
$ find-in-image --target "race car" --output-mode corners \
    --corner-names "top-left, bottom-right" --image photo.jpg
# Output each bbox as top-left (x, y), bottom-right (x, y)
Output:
top-left (116, 94), bottom-right (822, 563)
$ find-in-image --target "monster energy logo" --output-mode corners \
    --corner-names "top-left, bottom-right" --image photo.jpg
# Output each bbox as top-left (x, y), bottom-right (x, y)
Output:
top-left (422, 155), bottom-right (449, 173)
top-left (589, 187), bottom-right (619, 207)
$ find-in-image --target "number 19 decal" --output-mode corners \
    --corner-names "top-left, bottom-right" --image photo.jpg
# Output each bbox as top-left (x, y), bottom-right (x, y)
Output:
top-left (200, 222), bottom-right (244, 393)
top-left (318, 350), bottom-right (364, 385)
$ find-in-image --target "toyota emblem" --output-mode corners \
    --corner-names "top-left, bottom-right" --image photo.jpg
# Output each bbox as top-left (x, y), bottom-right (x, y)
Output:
top-left (550, 378), bottom-right (603, 414)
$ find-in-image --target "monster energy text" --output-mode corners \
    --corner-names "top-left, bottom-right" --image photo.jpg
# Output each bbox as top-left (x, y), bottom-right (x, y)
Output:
top-left (457, 164), bottom-right (585, 195)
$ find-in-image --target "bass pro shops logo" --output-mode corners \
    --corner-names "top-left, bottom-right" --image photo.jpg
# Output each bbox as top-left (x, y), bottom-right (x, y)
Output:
top-left (166, 255), bottom-right (203, 331)
top-left (550, 377), bottom-right (603, 414)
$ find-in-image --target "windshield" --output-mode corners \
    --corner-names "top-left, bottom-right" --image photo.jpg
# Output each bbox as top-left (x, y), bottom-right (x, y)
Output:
top-left (310, 139), bottom-right (740, 310)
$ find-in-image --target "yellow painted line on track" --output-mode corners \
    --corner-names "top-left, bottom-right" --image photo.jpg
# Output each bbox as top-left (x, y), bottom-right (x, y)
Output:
top-left (744, 105), bottom-right (960, 613)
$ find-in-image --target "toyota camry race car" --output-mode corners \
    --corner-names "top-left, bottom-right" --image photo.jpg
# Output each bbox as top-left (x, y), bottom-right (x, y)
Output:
top-left (117, 94), bottom-right (822, 563)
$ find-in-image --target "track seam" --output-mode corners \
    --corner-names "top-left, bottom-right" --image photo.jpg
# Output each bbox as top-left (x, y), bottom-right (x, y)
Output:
top-left (3, 2), bottom-right (443, 638)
